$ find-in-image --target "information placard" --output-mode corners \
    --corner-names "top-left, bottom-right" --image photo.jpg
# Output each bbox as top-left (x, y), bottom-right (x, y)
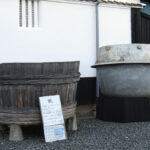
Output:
top-left (39, 95), bottom-right (66, 142)
top-left (44, 124), bottom-right (66, 142)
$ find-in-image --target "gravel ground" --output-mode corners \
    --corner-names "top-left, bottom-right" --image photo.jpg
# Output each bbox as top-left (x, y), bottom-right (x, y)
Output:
top-left (1, 119), bottom-right (150, 150)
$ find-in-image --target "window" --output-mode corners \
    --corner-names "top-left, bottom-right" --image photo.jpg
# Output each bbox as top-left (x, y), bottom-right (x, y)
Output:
top-left (19, 0), bottom-right (39, 28)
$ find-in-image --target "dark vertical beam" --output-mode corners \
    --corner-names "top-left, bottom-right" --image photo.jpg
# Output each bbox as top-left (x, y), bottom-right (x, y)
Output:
top-left (131, 8), bottom-right (136, 43)
top-left (131, 8), bottom-right (142, 43)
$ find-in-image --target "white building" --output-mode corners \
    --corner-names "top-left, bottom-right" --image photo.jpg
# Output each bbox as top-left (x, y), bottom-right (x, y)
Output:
top-left (0, 0), bottom-right (144, 104)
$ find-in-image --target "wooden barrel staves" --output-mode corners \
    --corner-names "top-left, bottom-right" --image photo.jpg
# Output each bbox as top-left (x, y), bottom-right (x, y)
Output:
top-left (0, 62), bottom-right (80, 125)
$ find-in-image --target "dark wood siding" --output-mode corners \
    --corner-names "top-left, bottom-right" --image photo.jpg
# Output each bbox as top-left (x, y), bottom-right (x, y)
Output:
top-left (132, 8), bottom-right (150, 43)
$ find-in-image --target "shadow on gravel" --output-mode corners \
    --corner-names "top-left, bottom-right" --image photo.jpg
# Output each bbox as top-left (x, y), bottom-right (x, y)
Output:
top-left (22, 125), bottom-right (44, 139)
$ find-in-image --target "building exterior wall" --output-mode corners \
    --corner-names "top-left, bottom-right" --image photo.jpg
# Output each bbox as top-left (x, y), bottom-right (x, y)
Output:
top-left (0, 0), bottom-right (132, 77)
top-left (0, 0), bottom-right (132, 105)
top-left (99, 4), bottom-right (131, 47)
top-left (0, 0), bottom-right (96, 77)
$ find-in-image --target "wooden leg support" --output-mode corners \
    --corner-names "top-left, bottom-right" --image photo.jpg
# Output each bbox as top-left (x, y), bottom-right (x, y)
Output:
top-left (67, 114), bottom-right (77, 131)
top-left (9, 125), bottom-right (23, 141)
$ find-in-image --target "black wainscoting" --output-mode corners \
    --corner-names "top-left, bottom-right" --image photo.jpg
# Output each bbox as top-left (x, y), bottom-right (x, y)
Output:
top-left (76, 77), bottom-right (96, 105)
top-left (97, 96), bottom-right (150, 123)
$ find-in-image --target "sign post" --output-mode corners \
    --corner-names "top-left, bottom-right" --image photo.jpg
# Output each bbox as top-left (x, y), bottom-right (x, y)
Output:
top-left (39, 95), bottom-right (67, 142)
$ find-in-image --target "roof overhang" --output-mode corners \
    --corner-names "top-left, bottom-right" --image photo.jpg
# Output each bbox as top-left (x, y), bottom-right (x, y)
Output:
top-left (101, 0), bottom-right (146, 8)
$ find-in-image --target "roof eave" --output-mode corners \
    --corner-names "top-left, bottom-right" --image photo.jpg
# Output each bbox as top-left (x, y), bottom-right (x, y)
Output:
top-left (101, 0), bottom-right (146, 8)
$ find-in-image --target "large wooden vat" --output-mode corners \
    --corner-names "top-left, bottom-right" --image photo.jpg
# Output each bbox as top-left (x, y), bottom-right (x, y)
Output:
top-left (0, 62), bottom-right (80, 125)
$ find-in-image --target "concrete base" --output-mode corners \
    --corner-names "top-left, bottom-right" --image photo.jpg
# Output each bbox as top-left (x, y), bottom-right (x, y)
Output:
top-left (9, 125), bottom-right (23, 141)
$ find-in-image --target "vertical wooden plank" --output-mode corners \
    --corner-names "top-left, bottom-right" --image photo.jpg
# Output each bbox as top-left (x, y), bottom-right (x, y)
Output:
top-left (0, 86), bottom-right (2, 107)
top-left (58, 84), bottom-right (67, 106)
top-left (17, 86), bottom-right (23, 108)
top-left (66, 84), bottom-right (70, 105)
top-left (68, 84), bottom-right (75, 105)
top-left (22, 85), bottom-right (28, 108)
top-left (73, 83), bottom-right (77, 104)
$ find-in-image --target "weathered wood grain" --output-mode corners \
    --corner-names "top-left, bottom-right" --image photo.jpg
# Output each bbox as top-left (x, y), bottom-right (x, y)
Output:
top-left (0, 103), bottom-right (76, 125)
top-left (0, 62), bottom-right (80, 125)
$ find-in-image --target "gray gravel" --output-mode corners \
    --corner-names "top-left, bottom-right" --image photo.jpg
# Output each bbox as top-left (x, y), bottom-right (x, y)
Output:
top-left (1, 119), bottom-right (150, 150)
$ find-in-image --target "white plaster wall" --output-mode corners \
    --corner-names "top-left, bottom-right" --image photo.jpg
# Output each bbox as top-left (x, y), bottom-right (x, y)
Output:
top-left (99, 4), bottom-right (131, 47)
top-left (0, 0), bottom-right (96, 77)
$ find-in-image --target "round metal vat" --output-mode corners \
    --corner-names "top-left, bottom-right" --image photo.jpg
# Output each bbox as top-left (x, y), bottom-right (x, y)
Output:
top-left (92, 44), bottom-right (150, 97)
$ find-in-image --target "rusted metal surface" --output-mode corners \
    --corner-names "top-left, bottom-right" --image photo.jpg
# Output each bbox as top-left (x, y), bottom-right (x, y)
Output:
top-left (0, 62), bottom-right (80, 125)
top-left (93, 44), bottom-right (150, 67)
